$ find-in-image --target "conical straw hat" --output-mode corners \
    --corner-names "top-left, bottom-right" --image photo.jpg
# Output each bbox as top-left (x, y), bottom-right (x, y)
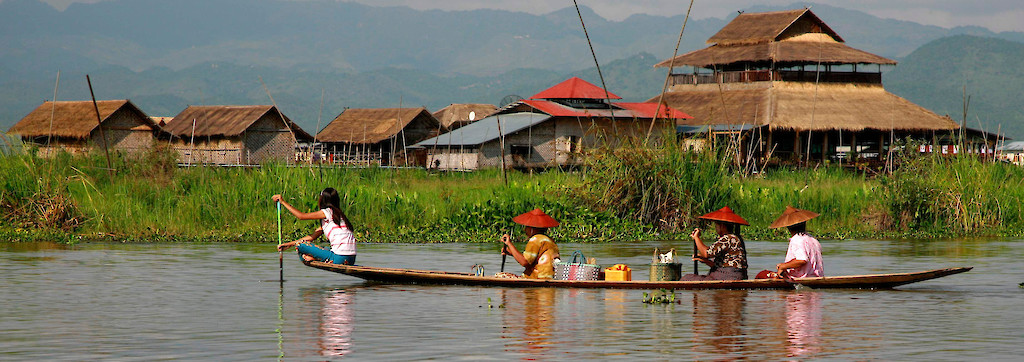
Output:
top-left (769, 206), bottom-right (820, 229)
top-left (512, 208), bottom-right (560, 228)
top-left (698, 206), bottom-right (749, 226)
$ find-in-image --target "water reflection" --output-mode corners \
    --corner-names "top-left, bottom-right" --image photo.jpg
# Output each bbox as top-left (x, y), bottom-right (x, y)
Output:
top-left (784, 292), bottom-right (822, 358)
top-left (691, 290), bottom-right (748, 359)
top-left (500, 288), bottom-right (557, 357)
top-left (299, 287), bottom-right (354, 358)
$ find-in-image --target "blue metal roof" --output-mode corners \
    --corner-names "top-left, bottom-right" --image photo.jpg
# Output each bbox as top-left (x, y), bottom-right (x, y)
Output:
top-left (411, 112), bottom-right (552, 148)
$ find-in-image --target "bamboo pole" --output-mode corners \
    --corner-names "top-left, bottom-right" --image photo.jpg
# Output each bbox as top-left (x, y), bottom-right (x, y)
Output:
top-left (646, 0), bottom-right (695, 142)
top-left (496, 114), bottom-right (508, 186)
top-left (260, 76), bottom-right (296, 165)
top-left (86, 75), bottom-right (113, 174)
top-left (45, 71), bottom-right (60, 158)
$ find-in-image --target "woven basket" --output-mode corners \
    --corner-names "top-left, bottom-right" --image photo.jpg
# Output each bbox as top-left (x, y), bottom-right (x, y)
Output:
top-left (650, 262), bottom-right (682, 281)
top-left (554, 251), bottom-right (600, 281)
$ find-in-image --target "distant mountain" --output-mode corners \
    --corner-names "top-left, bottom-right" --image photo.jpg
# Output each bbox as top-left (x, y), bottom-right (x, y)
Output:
top-left (887, 35), bottom-right (1024, 139)
top-left (3, 0), bottom-right (1024, 137)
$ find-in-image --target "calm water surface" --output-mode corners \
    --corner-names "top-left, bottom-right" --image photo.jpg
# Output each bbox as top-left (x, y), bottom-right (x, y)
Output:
top-left (1, 239), bottom-right (1021, 360)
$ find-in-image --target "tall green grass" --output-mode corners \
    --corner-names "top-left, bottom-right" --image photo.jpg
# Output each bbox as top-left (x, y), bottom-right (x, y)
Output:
top-left (3, 141), bottom-right (1022, 243)
top-left (1, 146), bottom-right (644, 243)
top-left (882, 148), bottom-right (1024, 236)
top-left (580, 137), bottom-right (731, 232)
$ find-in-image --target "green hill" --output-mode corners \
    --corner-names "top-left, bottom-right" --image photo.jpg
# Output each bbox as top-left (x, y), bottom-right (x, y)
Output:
top-left (887, 35), bottom-right (1024, 139)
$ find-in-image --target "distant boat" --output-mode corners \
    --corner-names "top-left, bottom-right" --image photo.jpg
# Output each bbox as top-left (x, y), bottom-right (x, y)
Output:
top-left (302, 261), bottom-right (971, 290)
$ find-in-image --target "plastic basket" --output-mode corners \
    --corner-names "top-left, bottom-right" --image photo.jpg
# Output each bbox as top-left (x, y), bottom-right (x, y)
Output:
top-left (554, 250), bottom-right (600, 281)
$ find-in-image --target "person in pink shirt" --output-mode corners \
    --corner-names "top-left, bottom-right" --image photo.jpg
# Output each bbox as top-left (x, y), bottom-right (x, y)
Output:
top-left (770, 206), bottom-right (824, 278)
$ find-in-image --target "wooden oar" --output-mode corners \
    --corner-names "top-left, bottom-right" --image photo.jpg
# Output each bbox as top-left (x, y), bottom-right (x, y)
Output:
top-left (277, 201), bottom-right (284, 285)
top-left (501, 245), bottom-right (507, 273)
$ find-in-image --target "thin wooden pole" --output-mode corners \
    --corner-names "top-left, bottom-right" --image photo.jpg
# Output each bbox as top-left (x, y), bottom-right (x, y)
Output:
top-left (260, 76), bottom-right (296, 164)
top-left (86, 75), bottom-right (113, 174)
top-left (647, 0), bottom-right (695, 142)
top-left (496, 114), bottom-right (508, 186)
top-left (45, 71), bottom-right (60, 157)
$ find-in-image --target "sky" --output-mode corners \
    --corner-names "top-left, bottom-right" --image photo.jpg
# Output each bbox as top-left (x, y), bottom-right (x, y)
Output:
top-left (35, 0), bottom-right (1024, 33)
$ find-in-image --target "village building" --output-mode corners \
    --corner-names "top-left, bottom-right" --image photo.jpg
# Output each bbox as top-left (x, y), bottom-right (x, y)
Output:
top-left (998, 141), bottom-right (1024, 166)
top-left (412, 77), bottom-right (690, 170)
top-left (7, 100), bottom-right (159, 157)
top-left (162, 105), bottom-right (312, 165)
top-left (652, 8), bottom-right (995, 168)
top-left (315, 107), bottom-right (443, 166)
top-left (432, 103), bottom-right (497, 130)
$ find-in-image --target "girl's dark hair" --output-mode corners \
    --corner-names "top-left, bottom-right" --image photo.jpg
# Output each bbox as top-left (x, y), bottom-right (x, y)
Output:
top-left (787, 222), bottom-right (807, 234)
top-left (319, 187), bottom-right (356, 233)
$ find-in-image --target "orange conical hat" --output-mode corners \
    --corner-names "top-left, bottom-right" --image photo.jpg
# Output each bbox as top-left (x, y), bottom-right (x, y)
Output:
top-left (698, 206), bottom-right (749, 226)
top-left (512, 208), bottom-right (560, 228)
top-left (769, 206), bottom-right (819, 229)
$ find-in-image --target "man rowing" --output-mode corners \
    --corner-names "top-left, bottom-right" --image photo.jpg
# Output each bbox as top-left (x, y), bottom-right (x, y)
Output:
top-left (682, 206), bottom-right (750, 281)
top-left (500, 208), bottom-right (560, 279)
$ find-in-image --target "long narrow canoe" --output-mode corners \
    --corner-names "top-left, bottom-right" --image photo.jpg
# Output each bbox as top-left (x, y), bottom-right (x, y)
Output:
top-left (303, 261), bottom-right (972, 290)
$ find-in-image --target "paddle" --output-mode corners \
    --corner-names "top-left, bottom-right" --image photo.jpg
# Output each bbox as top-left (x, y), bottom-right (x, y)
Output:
top-left (499, 244), bottom-right (507, 272)
top-left (277, 201), bottom-right (284, 285)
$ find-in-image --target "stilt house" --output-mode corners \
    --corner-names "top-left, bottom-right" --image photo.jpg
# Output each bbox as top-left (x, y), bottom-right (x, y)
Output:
top-left (653, 8), bottom-right (996, 167)
top-left (412, 77), bottom-right (690, 170)
top-left (315, 107), bottom-right (443, 166)
top-left (163, 105), bottom-right (312, 165)
top-left (7, 100), bottom-right (159, 157)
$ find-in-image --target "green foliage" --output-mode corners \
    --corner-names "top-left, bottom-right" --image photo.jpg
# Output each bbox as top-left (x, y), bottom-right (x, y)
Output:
top-left (581, 137), bottom-right (731, 232)
top-left (882, 143), bottom-right (1024, 235)
top-left (4, 142), bottom-right (1023, 243)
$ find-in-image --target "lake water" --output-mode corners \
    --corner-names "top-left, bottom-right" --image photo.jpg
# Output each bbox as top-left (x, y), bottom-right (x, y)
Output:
top-left (1, 239), bottom-right (1021, 360)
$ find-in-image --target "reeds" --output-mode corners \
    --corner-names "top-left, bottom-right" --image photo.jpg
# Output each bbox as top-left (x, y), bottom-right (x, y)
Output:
top-left (3, 140), bottom-right (1022, 243)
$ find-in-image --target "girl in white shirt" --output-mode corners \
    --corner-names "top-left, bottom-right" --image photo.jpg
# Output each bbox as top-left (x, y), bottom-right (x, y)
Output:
top-left (273, 188), bottom-right (357, 265)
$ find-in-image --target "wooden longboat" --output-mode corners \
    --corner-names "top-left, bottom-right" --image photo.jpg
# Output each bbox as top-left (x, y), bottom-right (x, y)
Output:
top-left (303, 261), bottom-right (972, 290)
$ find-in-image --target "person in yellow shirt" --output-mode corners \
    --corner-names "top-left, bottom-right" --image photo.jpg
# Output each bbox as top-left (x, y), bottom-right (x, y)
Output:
top-left (501, 208), bottom-right (560, 279)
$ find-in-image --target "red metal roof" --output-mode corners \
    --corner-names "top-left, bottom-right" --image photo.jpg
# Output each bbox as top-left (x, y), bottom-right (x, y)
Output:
top-left (529, 77), bottom-right (622, 100)
top-left (520, 99), bottom-right (690, 119)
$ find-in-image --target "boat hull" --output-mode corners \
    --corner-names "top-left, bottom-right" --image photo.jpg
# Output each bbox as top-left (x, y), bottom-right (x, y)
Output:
top-left (303, 261), bottom-right (972, 290)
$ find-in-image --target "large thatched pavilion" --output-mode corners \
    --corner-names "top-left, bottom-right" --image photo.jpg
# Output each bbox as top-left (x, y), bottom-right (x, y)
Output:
top-left (653, 8), bottom-right (996, 167)
top-left (7, 100), bottom-right (160, 157)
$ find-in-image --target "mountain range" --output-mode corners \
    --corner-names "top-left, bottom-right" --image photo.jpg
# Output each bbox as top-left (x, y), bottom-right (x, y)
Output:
top-left (1, 0), bottom-right (1022, 139)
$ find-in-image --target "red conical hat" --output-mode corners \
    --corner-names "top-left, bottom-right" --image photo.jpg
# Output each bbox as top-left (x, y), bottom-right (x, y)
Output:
top-left (698, 206), bottom-right (749, 226)
top-left (769, 206), bottom-right (819, 229)
top-left (512, 208), bottom-right (560, 228)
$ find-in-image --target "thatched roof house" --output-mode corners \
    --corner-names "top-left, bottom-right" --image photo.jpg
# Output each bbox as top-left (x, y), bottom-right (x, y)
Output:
top-left (432, 103), bottom-right (496, 130)
top-left (164, 105), bottom-right (312, 165)
top-left (655, 9), bottom-right (895, 69)
top-left (413, 77), bottom-right (690, 170)
top-left (316, 107), bottom-right (442, 166)
top-left (652, 8), bottom-right (992, 166)
top-left (7, 100), bottom-right (159, 156)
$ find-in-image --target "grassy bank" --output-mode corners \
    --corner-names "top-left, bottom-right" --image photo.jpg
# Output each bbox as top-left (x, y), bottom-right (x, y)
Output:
top-left (0, 147), bottom-right (647, 243)
top-left (3, 142), bottom-right (1023, 243)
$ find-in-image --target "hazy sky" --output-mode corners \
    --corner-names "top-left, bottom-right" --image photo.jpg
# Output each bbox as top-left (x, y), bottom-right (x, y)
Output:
top-left (37, 0), bottom-right (1024, 33)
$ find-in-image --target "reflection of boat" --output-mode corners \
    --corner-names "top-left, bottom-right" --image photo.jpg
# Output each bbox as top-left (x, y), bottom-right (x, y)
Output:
top-left (303, 261), bottom-right (971, 290)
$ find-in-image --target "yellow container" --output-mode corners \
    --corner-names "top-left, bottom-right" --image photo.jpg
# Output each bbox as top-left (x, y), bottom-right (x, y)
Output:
top-left (604, 264), bottom-right (632, 281)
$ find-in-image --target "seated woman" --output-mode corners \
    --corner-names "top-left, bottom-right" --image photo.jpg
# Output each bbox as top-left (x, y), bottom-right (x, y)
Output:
top-left (769, 206), bottom-right (824, 278)
top-left (272, 188), bottom-right (357, 265)
top-left (500, 208), bottom-right (560, 279)
top-left (682, 206), bottom-right (749, 281)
